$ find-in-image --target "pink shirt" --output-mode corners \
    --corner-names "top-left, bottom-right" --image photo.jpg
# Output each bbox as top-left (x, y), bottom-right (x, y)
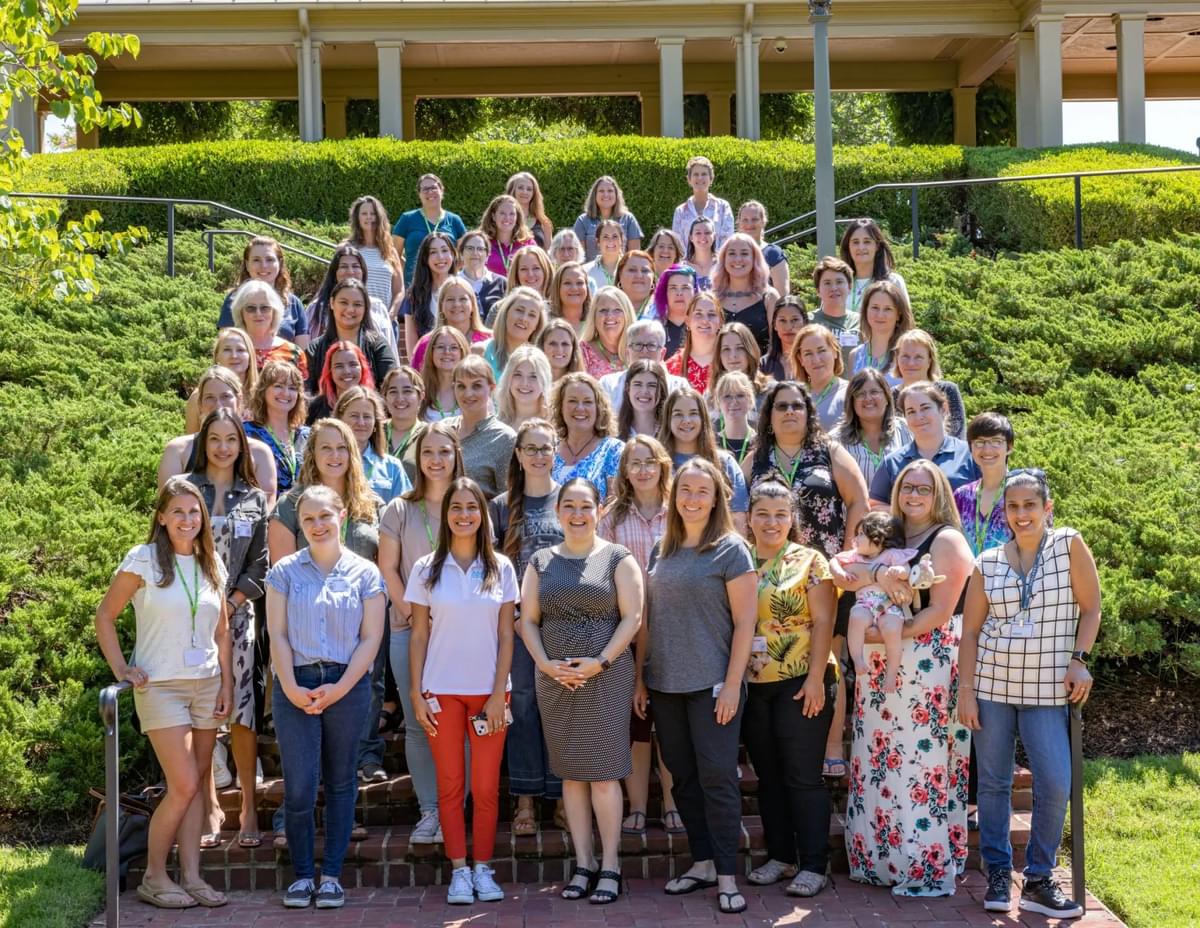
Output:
top-left (486, 237), bottom-right (536, 277)
top-left (409, 328), bottom-right (491, 371)
top-left (598, 503), bottom-right (667, 573)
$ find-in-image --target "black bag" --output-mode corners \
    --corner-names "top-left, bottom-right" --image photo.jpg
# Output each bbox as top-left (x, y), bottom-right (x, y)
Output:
top-left (81, 786), bottom-right (164, 881)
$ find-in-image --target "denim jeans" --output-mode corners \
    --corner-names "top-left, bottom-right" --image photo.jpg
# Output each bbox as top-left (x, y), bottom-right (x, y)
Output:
top-left (974, 699), bottom-right (1071, 879)
top-left (387, 626), bottom-right (439, 813)
top-left (273, 663), bottom-right (370, 881)
top-left (356, 621), bottom-right (389, 769)
top-left (506, 637), bottom-right (562, 799)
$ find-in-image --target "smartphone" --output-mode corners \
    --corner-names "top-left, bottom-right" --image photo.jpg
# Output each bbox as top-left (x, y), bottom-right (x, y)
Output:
top-left (471, 715), bottom-right (490, 737)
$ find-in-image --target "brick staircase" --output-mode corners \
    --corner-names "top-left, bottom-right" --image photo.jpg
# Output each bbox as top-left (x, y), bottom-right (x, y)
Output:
top-left (127, 728), bottom-right (1036, 892)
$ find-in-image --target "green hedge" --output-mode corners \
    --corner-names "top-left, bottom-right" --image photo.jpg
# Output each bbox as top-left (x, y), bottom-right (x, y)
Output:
top-left (2, 229), bottom-right (1198, 817)
top-left (17, 137), bottom-right (967, 243)
top-left (963, 144), bottom-right (1200, 251)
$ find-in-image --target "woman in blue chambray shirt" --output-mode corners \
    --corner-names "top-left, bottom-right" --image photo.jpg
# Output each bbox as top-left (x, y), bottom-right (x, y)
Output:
top-left (266, 484), bottom-right (385, 911)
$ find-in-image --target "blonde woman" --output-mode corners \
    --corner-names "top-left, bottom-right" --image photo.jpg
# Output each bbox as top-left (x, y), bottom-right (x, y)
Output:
top-left (580, 286), bottom-right (635, 380)
top-left (185, 329), bottom-right (258, 433)
top-left (713, 232), bottom-right (779, 354)
top-left (418, 326), bottom-right (470, 422)
top-left (848, 280), bottom-right (913, 386)
top-left (574, 175), bottom-right (643, 261)
top-left (506, 172), bottom-right (554, 248)
top-left (482, 286), bottom-right (547, 381)
top-left (891, 329), bottom-right (967, 440)
top-left (500, 246), bottom-right (552, 316)
top-left (409, 277), bottom-right (492, 371)
top-left (538, 318), bottom-right (585, 382)
top-left (736, 200), bottom-right (789, 297)
top-left (497, 343), bottom-right (553, 429)
top-left (549, 261), bottom-right (591, 331)
top-left (791, 324), bottom-right (849, 433)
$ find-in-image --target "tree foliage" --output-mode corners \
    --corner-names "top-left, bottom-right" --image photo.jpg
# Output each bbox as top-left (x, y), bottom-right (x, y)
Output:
top-left (889, 79), bottom-right (1015, 146)
top-left (1, 0), bottom-right (145, 302)
top-left (99, 101), bottom-right (235, 146)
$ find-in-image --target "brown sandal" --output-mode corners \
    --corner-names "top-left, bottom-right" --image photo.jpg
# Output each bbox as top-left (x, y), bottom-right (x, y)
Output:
top-left (513, 804), bottom-right (537, 836)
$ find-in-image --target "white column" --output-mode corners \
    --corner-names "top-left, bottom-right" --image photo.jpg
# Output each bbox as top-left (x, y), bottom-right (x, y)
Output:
top-left (734, 37), bottom-right (746, 137)
top-left (2, 92), bottom-right (40, 153)
top-left (657, 37), bottom-right (685, 138)
top-left (309, 41), bottom-right (324, 141)
top-left (1113, 13), bottom-right (1147, 144)
top-left (1033, 15), bottom-right (1063, 147)
top-left (747, 37), bottom-right (762, 140)
top-left (295, 42), bottom-right (310, 141)
top-left (811, 3), bottom-right (835, 256)
top-left (376, 41), bottom-right (405, 139)
top-left (1015, 32), bottom-right (1037, 146)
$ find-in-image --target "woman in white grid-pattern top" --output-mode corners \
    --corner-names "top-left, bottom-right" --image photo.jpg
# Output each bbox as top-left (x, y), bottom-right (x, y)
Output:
top-left (957, 471), bottom-right (1101, 918)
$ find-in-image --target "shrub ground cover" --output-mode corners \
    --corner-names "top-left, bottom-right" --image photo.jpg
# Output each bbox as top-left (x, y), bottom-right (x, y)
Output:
top-left (0, 228), bottom-right (1197, 822)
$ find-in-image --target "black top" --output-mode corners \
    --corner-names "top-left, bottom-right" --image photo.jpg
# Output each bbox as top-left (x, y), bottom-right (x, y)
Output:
top-left (912, 524), bottom-right (967, 616)
top-left (725, 297), bottom-right (770, 356)
top-left (304, 328), bottom-right (398, 395)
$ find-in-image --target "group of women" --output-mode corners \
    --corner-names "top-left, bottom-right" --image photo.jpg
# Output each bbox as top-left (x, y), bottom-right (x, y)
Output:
top-left (95, 162), bottom-right (1102, 921)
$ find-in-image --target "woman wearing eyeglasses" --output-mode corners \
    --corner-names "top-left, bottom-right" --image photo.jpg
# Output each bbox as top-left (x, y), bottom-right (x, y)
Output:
top-left (954, 413), bottom-right (1017, 557)
top-left (838, 460), bottom-right (974, 897)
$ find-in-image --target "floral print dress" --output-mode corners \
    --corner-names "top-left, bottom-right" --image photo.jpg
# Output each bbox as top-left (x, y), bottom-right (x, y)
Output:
top-left (845, 525), bottom-right (970, 896)
top-left (211, 515), bottom-right (256, 730)
top-left (750, 443), bottom-right (846, 560)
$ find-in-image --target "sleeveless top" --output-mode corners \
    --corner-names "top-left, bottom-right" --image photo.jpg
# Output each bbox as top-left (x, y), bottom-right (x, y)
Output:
top-left (750, 442), bottom-right (845, 560)
top-left (974, 528), bottom-right (1080, 706)
top-left (357, 246), bottom-right (395, 308)
top-left (723, 296), bottom-right (770, 355)
top-left (910, 523), bottom-right (967, 616)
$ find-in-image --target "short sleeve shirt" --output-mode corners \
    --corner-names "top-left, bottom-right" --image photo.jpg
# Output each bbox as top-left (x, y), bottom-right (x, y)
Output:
top-left (271, 488), bottom-right (381, 561)
top-left (644, 534), bottom-right (755, 693)
top-left (551, 436), bottom-right (624, 503)
top-left (489, 486), bottom-right (563, 581)
top-left (405, 553), bottom-right (519, 695)
top-left (362, 447), bottom-right (412, 506)
top-left (378, 496), bottom-right (437, 627)
top-left (869, 435), bottom-right (981, 504)
top-left (750, 543), bottom-right (835, 684)
top-left (121, 544), bottom-right (227, 682)
top-left (392, 209), bottom-right (468, 286)
top-left (574, 213), bottom-right (645, 262)
top-left (810, 308), bottom-right (862, 369)
top-left (219, 291), bottom-right (308, 340)
top-left (266, 548), bottom-right (385, 666)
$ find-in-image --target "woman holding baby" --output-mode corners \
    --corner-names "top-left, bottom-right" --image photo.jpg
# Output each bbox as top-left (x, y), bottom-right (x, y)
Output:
top-left (837, 459), bottom-right (973, 897)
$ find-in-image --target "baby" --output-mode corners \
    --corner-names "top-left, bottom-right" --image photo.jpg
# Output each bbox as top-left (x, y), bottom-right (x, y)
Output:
top-left (833, 512), bottom-right (916, 693)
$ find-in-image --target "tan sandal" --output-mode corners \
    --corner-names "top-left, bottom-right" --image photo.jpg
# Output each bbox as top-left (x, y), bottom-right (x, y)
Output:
top-left (786, 870), bottom-right (828, 897)
top-left (748, 859), bottom-right (797, 885)
top-left (136, 882), bottom-right (196, 909)
top-left (513, 803), bottom-right (537, 836)
top-left (182, 882), bottom-right (228, 907)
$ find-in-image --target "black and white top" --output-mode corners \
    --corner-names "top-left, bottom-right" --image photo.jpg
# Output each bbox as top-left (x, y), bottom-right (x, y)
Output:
top-left (974, 528), bottom-right (1081, 706)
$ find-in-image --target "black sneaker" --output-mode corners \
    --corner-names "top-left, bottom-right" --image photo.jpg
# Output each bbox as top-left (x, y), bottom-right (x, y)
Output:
top-left (283, 878), bottom-right (315, 908)
top-left (1020, 876), bottom-right (1083, 919)
top-left (314, 879), bottom-right (345, 909)
top-left (983, 868), bottom-right (1012, 912)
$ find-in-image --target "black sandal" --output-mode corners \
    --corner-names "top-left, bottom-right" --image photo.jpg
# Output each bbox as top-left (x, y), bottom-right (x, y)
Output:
top-left (589, 870), bottom-right (623, 905)
top-left (561, 866), bottom-right (598, 900)
top-left (718, 890), bottom-right (747, 914)
top-left (664, 873), bottom-right (718, 895)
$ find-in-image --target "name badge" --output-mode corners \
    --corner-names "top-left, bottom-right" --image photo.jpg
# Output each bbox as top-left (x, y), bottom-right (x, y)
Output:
top-left (1011, 611), bottom-right (1035, 638)
top-left (838, 330), bottom-right (860, 347)
top-left (327, 577), bottom-right (350, 593)
top-left (425, 695), bottom-right (442, 714)
top-left (712, 682), bottom-right (725, 698)
top-left (234, 519), bottom-right (253, 538)
top-left (183, 647), bottom-right (208, 667)
top-left (751, 636), bottom-right (769, 654)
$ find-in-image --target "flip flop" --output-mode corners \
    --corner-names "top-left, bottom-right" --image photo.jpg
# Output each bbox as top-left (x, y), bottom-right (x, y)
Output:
top-left (822, 757), bottom-right (847, 778)
top-left (136, 882), bottom-right (196, 909)
top-left (237, 831), bottom-right (263, 848)
top-left (662, 809), bottom-right (686, 835)
top-left (199, 832), bottom-right (222, 849)
top-left (664, 873), bottom-right (718, 895)
top-left (718, 890), bottom-right (747, 914)
top-left (182, 882), bottom-right (228, 908)
top-left (621, 810), bottom-right (646, 837)
top-left (513, 805), bottom-right (537, 836)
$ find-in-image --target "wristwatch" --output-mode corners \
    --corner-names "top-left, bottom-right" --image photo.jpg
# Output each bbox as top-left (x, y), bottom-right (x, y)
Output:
top-left (1070, 649), bottom-right (1090, 666)
top-left (598, 656), bottom-right (611, 671)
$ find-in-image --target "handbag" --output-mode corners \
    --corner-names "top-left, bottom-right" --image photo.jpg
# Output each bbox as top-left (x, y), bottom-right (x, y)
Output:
top-left (81, 785), bottom-right (165, 882)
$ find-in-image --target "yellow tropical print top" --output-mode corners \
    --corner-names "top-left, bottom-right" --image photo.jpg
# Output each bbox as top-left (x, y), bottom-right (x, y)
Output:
top-left (749, 543), bottom-right (837, 683)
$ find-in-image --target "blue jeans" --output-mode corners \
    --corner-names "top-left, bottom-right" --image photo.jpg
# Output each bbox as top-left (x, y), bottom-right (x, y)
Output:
top-left (273, 663), bottom-right (370, 881)
top-left (387, 626), bottom-right (439, 813)
top-left (506, 637), bottom-right (562, 799)
top-left (356, 621), bottom-right (389, 768)
top-left (974, 699), bottom-right (1071, 880)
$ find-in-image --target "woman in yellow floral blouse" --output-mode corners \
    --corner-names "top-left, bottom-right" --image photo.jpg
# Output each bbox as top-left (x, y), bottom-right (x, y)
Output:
top-left (742, 479), bottom-right (838, 898)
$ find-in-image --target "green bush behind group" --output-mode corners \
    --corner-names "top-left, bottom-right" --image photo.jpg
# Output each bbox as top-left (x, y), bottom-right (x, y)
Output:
top-left (2, 139), bottom-right (1199, 820)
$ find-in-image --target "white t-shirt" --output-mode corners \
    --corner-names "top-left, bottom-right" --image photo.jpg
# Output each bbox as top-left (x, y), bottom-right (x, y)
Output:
top-left (404, 552), bottom-right (519, 695)
top-left (119, 544), bottom-right (227, 682)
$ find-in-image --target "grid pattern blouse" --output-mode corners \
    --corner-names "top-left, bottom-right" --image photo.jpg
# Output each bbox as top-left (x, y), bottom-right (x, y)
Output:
top-left (974, 527), bottom-right (1081, 706)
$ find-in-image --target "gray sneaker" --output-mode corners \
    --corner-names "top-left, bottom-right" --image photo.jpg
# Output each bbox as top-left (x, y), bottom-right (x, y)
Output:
top-left (473, 863), bottom-right (504, 902)
top-left (283, 878), bottom-right (315, 908)
top-left (447, 866), bottom-right (474, 904)
top-left (314, 879), bottom-right (345, 909)
top-left (410, 810), bottom-right (442, 845)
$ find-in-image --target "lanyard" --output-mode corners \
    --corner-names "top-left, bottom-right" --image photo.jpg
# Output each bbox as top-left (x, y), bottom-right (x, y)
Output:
top-left (363, 451), bottom-right (377, 484)
top-left (423, 211), bottom-right (445, 237)
top-left (774, 445), bottom-right (804, 487)
top-left (387, 421), bottom-right (419, 458)
top-left (812, 378), bottom-right (838, 407)
top-left (1012, 532), bottom-right (1048, 613)
top-left (175, 556), bottom-right (200, 647)
top-left (719, 427), bottom-right (751, 468)
top-left (972, 482), bottom-right (1001, 555)
top-left (340, 517), bottom-right (349, 544)
top-left (497, 240), bottom-right (517, 272)
top-left (417, 500), bottom-right (437, 550)
top-left (753, 544), bottom-right (788, 592)
top-left (862, 440), bottom-right (885, 471)
top-left (266, 425), bottom-right (296, 482)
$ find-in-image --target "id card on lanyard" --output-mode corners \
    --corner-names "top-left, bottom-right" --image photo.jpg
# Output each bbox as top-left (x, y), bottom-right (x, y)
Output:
top-left (1010, 534), bottom-right (1047, 638)
top-left (176, 556), bottom-right (208, 666)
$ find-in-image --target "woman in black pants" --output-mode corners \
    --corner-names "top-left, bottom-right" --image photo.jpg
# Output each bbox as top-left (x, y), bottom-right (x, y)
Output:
top-left (641, 457), bottom-right (757, 915)
top-left (742, 479), bottom-right (837, 897)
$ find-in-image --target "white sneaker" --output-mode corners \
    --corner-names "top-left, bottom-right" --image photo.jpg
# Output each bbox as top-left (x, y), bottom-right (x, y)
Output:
top-left (473, 863), bottom-right (504, 902)
top-left (212, 740), bottom-right (232, 789)
top-left (410, 810), bottom-right (442, 845)
top-left (447, 866), bottom-right (474, 904)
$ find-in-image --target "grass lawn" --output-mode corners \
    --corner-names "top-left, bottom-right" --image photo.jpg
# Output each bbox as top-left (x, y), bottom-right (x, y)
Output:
top-left (1082, 753), bottom-right (1200, 928)
top-left (0, 846), bottom-right (102, 928)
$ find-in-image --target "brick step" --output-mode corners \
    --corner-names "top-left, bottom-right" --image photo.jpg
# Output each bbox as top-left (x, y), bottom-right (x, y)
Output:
top-left (135, 813), bottom-right (1034, 891)
top-left (218, 765), bottom-right (1034, 829)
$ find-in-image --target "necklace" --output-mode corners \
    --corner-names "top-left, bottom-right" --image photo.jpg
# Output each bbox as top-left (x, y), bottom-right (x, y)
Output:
top-left (774, 443), bottom-right (805, 486)
top-left (592, 339), bottom-right (622, 367)
top-left (564, 434), bottom-right (597, 460)
top-left (720, 289), bottom-right (756, 300)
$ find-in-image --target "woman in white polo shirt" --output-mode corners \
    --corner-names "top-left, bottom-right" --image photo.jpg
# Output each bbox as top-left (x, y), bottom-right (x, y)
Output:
top-left (406, 477), bottom-right (519, 906)
top-left (95, 477), bottom-right (232, 910)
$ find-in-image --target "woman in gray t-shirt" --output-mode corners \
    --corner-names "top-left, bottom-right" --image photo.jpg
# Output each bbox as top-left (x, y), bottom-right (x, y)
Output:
top-left (641, 457), bottom-right (756, 916)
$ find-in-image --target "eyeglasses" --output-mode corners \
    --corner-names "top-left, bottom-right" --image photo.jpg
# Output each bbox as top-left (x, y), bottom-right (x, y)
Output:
top-left (519, 444), bottom-right (556, 457)
top-left (628, 460), bottom-right (661, 473)
top-left (628, 341), bottom-right (664, 353)
top-left (1006, 467), bottom-right (1048, 489)
top-left (419, 186), bottom-right (441, 194)
top-left (774, 401), bottom-right (806, 412)
top-left (898, 484), bottom-right (934, 497)
top-left (971, 438), bottom-right (1009, 450)
top-left (243, 305), bottom-right (273, 315)
top-left (462, 245), bottom-right (488, 254)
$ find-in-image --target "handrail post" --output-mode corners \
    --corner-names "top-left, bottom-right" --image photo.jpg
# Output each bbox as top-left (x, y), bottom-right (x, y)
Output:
top-left (206, 231), bottom-right (216, 273)
top-left (910, 186), bottom-right (920, 260)
top-left (99, 681), bottom-right (132, 928)
top-left (166, 202), bottom-right (176, 277)
top-left (1073, 175), bottom-right (1083, 249)
top-left (1069, 703), bottom-right (1086, 912)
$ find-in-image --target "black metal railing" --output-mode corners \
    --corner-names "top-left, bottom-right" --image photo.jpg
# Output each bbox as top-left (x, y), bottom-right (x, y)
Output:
top-left (6, 192), bottom-right (338, 277)
top-left (200, 228), bottom-right (331, 272)
top-left (767, 163), bottom-right (1200, 256)
top-left (98, 681), bottom-right (133, 928)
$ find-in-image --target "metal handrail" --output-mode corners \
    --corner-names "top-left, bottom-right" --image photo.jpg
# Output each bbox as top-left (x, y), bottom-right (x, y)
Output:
top-left (99, 680), bottom-right (133, 928)
top-left (6, 192), bottom-right (338, 277)
top-left (201, 228), bottom-right (330, 272)
top-left (766, 163), bottom-right (1200, 254)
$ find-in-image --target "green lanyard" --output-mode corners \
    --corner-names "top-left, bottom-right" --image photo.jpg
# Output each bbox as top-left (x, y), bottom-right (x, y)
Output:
top-left (753, 544), bottom-right (788, 593)
top-left (387, 421), bottom-right (420, 458)
top-left (720, 427), bottom-right (752, 469)
top-left (812, 378), bottom-right (838, 407)
top-left (266, 425), bottom-right (297, 482)
top-left (973, 482), bottom-right (1000, 555)
top-left (340, 517), bottom-right (350, 544)
top-left (775, 444), bottom-right (804, 487)
top-left (363, 451), bottom-right (377, 485)
top-left (417, 500), bottom-right (436, 550)
top-left (497, 240), bottom-right (517, 272)
top-left (174, 556), bottom-right (200, 647)
top-left (423, 211), bottom-right (445, 237)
